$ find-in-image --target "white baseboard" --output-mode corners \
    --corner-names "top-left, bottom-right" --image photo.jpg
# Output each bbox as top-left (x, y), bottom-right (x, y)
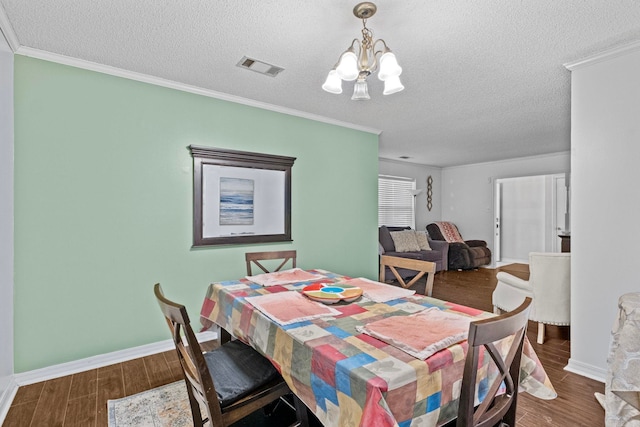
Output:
top-left (13, 330), bottom-right (217, 386)
top-left (495, 258), bottom-right (528, 267)
top-left (565, 358), bottom-right (606, 383)
top-left (0, 376), bottom-right (19, 425)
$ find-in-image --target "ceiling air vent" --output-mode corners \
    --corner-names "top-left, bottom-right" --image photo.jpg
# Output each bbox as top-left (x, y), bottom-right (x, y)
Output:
top-left (399, 156), bottom-right (411, 159)
top-left (236, 56), bottom-right (284, 77)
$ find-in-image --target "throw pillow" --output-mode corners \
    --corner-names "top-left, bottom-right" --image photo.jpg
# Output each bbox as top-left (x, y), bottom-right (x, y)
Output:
top-left (390, 230), bottom-right (421, 252)
top-left (414, 231), bottom-right (432, 251)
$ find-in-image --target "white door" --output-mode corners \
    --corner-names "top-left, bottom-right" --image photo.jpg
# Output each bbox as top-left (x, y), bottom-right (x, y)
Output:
top-left (494, 175), bottom-right (547, 265)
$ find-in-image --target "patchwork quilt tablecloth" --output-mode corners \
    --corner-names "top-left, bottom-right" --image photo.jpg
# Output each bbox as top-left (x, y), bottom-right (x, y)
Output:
top-left (200, 270), bottom-right (556, 427)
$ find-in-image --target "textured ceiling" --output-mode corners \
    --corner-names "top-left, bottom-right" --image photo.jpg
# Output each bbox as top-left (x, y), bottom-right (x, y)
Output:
top-left (2, 1), bottom-right (640, 166)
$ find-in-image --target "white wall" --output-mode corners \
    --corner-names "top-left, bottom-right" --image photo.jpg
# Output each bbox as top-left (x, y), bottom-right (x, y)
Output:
top-left (566, 44), bottom-right (640, 380)
top-left (441, 152), bottom-right (571, 261)
top-left (378, 158), bottom-right (442, 231)
top-left (0, 31), bottom-right (14, 403)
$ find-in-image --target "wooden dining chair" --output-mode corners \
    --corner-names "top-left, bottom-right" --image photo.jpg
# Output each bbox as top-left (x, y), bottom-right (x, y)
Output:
top-left (379, 255), bottom-right (437, 296)
top-left (245, 250), bottom-right (297, 275)
top-left (153, 284), bottom-right (308, 427)
top-left (456, 297), bottom-right (532, 427)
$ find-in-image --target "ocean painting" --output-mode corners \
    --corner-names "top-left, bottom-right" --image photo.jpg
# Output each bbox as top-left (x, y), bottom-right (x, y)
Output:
top-left (219, 177), bottom-right (254, 225)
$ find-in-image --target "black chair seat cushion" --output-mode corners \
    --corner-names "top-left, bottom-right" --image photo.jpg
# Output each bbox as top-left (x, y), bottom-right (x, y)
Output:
top-left (204, 340), bottom-right (280, 407)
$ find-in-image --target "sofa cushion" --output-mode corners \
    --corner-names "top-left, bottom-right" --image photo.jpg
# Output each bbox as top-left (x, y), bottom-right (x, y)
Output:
top-left (384, 251), bottom-right (423, 260)
top-left (390, 230), bottom-right (421, 252)
top-left (418, 250), bottom-right (441, 263)
top-left (379, 226), bottom-right (396, 253)
top-left (414, 231), bottom-right (432, 251)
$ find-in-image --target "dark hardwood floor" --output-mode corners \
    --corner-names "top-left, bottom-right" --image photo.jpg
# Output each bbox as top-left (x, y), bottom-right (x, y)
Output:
top-left (4, 265), bottom-right (604, 426)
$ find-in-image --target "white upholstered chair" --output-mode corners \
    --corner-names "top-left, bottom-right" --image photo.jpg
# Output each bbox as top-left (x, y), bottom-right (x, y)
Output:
top-left (492, 252), bottom-right (570, 344)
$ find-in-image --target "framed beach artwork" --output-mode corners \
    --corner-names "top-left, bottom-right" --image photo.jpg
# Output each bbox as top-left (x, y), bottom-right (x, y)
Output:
top-left (219, 177), bottom-right (254, 226)
top-left (190, 145), bottom-right (296, 246)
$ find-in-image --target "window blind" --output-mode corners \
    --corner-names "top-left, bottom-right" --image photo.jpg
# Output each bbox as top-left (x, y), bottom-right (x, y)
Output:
top-left (378, 175), bottom-right (416, 227)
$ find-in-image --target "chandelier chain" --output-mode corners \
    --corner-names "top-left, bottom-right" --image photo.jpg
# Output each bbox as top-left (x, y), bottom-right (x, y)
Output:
top-left (361, 28), bottom-right (373, 49)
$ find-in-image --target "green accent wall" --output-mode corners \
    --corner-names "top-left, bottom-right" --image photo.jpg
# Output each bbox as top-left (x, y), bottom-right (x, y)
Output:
top-left (13, 56), bottom-right (379, 373)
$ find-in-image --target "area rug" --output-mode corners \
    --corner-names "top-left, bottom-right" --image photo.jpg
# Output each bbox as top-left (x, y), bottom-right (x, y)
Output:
top-left (107, 381), bottom-right (298, 427)
top-left (107, 381), bottom-right (201, 427)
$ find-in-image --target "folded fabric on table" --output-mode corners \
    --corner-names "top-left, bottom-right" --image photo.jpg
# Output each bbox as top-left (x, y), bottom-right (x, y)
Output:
top-left (337, 277), bottom-right (415, 303)
top-left (357, 307), bottom-right (472, 360)
top-left (245, 291), bottom-right (341, 325)
top-left (246, 268), bottom-right (325, 287)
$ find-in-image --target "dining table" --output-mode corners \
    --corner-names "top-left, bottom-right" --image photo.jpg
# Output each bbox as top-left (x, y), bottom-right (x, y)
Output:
top-left (199, 268), bottom-right (556, 427)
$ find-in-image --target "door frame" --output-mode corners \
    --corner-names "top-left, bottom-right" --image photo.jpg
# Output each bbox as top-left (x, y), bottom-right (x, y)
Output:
top-left (493, 173), bottom-right (571, 266)
top-left (551, 174), bottom-right (568, 252)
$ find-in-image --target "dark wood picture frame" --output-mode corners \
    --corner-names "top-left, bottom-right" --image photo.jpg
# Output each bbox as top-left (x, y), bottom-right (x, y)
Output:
top-left (190, 145), bottom-right (295, 247)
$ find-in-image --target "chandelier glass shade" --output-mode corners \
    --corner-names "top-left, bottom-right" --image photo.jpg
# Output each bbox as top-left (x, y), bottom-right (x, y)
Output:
top-left (322, 2), bottom-right (404, 100)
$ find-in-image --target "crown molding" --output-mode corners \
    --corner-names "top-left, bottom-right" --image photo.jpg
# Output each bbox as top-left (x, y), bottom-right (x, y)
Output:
top-left (564, 39), bottom-right (640, 71)
top-left (14, 46), bottom-right (382, 136)
top-left (378, 156), bottom-right (442, 169)
top-left (441, 150), bottom-right (571, 171)
top-left (0, 3), bottom-right (19, 52)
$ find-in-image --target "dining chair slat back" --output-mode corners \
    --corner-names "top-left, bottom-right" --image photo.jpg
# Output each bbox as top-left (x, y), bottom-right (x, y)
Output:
top-left (154, 283), bottom-right (304, 427)
top-left (379, 255), bottom-right (436, 296)
top-left (245, 250), bottom-right (297, 275)
top-left (456, 297), bottom-right (532, 427)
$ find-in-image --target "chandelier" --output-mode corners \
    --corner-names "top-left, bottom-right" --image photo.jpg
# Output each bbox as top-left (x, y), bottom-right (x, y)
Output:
top-left (322, 2), bottom-right (404, 100)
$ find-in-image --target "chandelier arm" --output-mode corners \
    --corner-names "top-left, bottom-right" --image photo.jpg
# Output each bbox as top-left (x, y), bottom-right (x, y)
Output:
top-left (366, 48), bottom-right (378, 74)
top-left (339, 38), bottom-right (361, 63)
top-left (333, 39), bottom-right (360, 70)
top-left (349, 38), bottom-right (362, 70)
top-left (372, 38), bottom-right (390, 57)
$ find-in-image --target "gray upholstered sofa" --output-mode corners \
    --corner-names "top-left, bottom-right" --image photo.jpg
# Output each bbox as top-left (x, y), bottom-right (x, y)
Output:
top-left (378, 226), bottom-right (449, 281)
